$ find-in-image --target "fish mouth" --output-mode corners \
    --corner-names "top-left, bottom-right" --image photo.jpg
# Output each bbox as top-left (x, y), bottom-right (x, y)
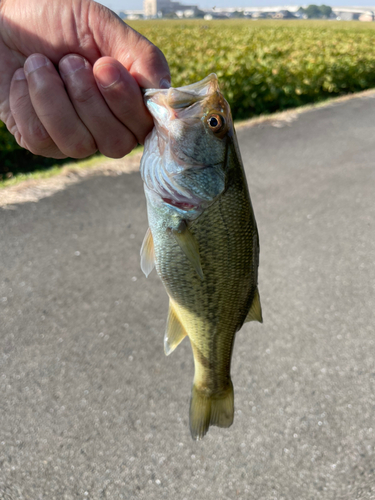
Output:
top-left (143, 73), bottom-right (228, 135)
top-left (143, 73), bottom-right (219, 108)
top-left (143, 74), bottom-right (224, 130)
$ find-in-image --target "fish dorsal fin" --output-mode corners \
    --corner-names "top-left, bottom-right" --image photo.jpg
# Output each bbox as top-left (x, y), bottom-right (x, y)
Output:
top-left (140, 227), bottom-right (155, 277)
top-left (244, 287), bottom-right (263, 323)
top-left (164, 301), bottom-right (188, 356)
top-left (171, 221), bottom-right (204, 280)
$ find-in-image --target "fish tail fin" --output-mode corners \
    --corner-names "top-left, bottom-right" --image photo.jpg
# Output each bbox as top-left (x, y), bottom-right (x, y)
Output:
top-left (189, 381), bottom-right (234, 440)
top-left (210, 381), bottom-right (234, 429)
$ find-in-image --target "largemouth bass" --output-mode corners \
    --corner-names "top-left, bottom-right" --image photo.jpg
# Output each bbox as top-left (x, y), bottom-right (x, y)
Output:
top-left (140, 74), bottom-right (262, 440)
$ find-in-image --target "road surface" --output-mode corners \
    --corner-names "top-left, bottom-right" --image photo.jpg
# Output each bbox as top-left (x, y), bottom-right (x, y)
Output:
top-left (1, 93), bottom-right (375, 499)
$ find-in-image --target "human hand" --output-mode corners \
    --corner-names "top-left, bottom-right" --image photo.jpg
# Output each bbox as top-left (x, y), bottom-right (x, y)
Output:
top-left (0, 0), bottom-right (170, 159)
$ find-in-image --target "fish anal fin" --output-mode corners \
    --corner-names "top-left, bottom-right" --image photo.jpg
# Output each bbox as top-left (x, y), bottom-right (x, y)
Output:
top-left (140, 227), bottom-right (155, 277)
top-left (189, 382), bottom-right (234, 441)
top-left (164, 301), bottom-right (188, 356)
top-left (171, 221), bottom-right (204, 280)
top-left (244, 287), bottom-right (263, 324)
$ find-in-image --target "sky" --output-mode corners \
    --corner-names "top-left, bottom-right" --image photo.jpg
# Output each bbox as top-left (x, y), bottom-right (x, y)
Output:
top-left (97, 0), bottom-right (375, 9)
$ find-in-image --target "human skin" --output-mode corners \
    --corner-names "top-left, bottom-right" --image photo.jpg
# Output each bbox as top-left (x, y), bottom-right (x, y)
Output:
top-left (0, 0), bottom-right (170, 159)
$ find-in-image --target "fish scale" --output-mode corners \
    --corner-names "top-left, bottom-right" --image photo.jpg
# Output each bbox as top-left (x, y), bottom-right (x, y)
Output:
top-left (140, 74), bottom-right (262, 440)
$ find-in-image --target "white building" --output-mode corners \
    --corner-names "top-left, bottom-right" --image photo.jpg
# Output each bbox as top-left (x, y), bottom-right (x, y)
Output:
top-left (144, 0), bottom-right (198, 18)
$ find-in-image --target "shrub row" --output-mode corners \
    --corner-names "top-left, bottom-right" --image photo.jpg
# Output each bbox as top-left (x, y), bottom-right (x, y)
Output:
top-left (2, 20), bottom-right (375, 178)
top-left (130, 19), bottom-right (375, 119)
top-left (0, 121), bottom-right (80, 179)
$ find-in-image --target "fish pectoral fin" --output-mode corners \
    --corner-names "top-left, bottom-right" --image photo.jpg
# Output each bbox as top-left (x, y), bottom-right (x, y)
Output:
top-left (140, 227), bottom-right (155, 277)
top-left (164, 301), bottom-right (188, 356)
top-left (244, 287), bottom-right (263, 323)
top-left (171, 221), bottom-right (204, 280)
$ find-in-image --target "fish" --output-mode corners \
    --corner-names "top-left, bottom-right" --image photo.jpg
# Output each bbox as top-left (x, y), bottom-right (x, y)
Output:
top-left (139, 74), bottom-right (262, 440)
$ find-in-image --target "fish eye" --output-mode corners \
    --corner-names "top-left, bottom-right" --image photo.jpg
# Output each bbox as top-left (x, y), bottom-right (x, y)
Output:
top-left (207, 114), bottom-right (224, 132)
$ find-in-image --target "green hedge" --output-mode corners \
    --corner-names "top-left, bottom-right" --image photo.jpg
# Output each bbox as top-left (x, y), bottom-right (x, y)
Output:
top-left (129, 19), bottom-right (375, 120)
top-left (2, 20), bottom-right (375, 178)
top-left (0, 121), bottom-right (79, 179)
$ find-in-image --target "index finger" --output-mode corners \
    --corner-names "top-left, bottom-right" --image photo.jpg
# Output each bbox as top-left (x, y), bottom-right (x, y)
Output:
top-left (93, 57), bottom-right (154, 144)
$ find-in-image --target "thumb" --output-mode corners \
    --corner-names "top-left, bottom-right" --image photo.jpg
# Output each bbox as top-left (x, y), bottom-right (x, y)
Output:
top-left (88, 3), bottom-right (170, 89)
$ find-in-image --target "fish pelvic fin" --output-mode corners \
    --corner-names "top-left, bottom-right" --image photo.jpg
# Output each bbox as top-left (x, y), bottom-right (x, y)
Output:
top-left (171, 221), bottom-right (204, 280)
top-left (244, 287), bottom-right (263, 324)
top-left (189, 381), bottom-right (234, 441)
top-left (140, 227), bottom-right (155, 277)
top-left (164, 301), bottom-right (188, 356)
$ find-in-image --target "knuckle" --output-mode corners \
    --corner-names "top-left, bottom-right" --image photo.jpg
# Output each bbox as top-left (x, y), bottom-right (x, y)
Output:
top-left (100, 135), bottom-right (137, 159)
top-left (64, 139), bottom-right (97, 159)
top-left (5, 115), bottom-right (17, 137)
top-left (21, 122), bottom-right (63, 158)
top-left (146, 43), bottom-right (167, 66)
top-left (10, 92), bottom-right (31, 115)
top-left (29, 120), bottom-right (50, 143)
top-left (27, 142), bottom-right (57, 157)
top-left (22, 121), bottom-right (55, 156)
top-left (70, 86), bottom-right (97, 106)
top-left (14, 131), bottom-right (22, 147)
top-left (137, 122), bottom-right (153, 145)
top-left (49, 119), bottom-right (97, 159)
top-left (11, 94), bottom-right (24, 112)
top-left (27, 141), bottom-right (54, 156)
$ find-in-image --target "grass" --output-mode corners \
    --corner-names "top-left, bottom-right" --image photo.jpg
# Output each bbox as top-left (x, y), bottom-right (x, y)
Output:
top-left (0, 154), bottom-right (105, 189)
top-left (0, 147), bottom-right (143, 190)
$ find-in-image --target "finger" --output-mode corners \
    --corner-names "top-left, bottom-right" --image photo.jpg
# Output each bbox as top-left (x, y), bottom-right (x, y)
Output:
top-left (93, 57), bottom-right (154, 144)
top-left (120, 34), bottom-right (171, 90)
top-left (24, 54), bottom-right (97, 159)
top-left (9, 68), bottom-right (67, 158)
top-left (59, 54), bottom-right (137, 158)
top-left (126, 39), bottom-right (171, 90)
top-left (88, 3), bottom-right (171, 89)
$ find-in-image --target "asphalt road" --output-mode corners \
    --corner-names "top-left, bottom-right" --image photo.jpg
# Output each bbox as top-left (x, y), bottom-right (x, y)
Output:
top-left (1, 94), bottom-right (375, 499)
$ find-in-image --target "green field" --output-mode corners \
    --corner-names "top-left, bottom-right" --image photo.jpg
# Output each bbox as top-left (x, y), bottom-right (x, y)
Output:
top-left (2, 19), bottom-right (375, 182)
top-left (129, 19), bottom-right (375, 119)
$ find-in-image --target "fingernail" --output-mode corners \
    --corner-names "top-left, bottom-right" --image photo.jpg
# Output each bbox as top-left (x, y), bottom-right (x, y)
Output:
top-left (159, 77), bottom-right (171, 89)
top-left (24, 54), bottom-right (49, 75)
top-left (95, 64), bottom-right (121, 89)
top-left (14, 68), bottom-right (26, 81)
top-left (59, 55), bottom-right (86, 77)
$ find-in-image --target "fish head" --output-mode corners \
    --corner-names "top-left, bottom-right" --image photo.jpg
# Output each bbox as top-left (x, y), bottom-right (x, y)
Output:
top-left (144, 74), bottom-right (233, 168)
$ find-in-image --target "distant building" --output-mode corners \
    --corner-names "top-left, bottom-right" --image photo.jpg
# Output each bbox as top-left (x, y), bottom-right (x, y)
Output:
top-left (144, 0), bottom-right (167, 17)
top-left (251, 11), bottom-right (271, 18)
top-left (272, 9), bottom-right (296, 18)
top-left (119, 10), bottom-right (144, 19)
top-left (144, 0), bottom-right (198, 18)
top-left (336, 11), bottom-right (359, 20)
top-left (359, 11), bottom-right (374, 21)
top-left (204, 12), bottom-right (230, 20)
top-left (141, 4), bottom-right (375, 22)
top-left (332, 7), bottom-right (374, 21)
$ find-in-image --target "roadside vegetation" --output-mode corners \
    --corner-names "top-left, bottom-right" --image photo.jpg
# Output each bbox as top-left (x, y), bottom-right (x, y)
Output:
top-left (2, 20), bottom-right (375, 184)
top-left (131, 19), bottom-right (375, 120)
top-left (0, 121), bottom-right (86, 183)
